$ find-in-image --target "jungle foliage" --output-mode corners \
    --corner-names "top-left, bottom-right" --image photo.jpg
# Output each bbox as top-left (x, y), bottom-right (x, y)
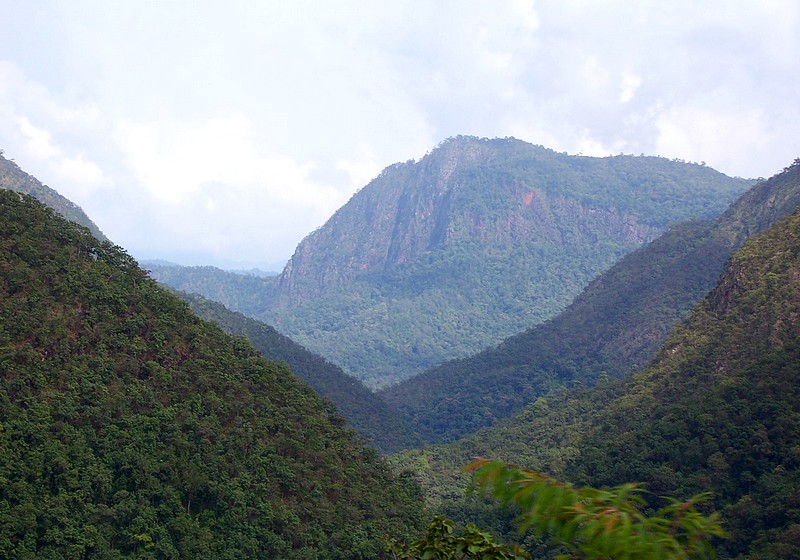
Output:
top-left (389, 460), bottom-right (726, 560)
top-left (0, 190), bottom-right (424, 559)
top-left (179, 293), bottom-right (421, 454)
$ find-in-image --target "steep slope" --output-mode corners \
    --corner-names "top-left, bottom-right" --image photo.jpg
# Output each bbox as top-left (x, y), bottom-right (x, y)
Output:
top-left (392, 183), bottom-right (800, 558)
top-left (382, 159), bottom-right (800, 443)
top-left (0, 191), bottom-right (423, 559)
top-left (0, 151), bottom-right (106, 240)
top-left (568, 198), bottom-right (800, 558)
top-left (262, 136), bottom-right (750, 387)
top-left (179, 293), bottom-right (421, 454)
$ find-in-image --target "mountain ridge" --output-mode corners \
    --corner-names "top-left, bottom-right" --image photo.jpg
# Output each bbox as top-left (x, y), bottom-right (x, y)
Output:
top-left (177, 292), bottom-right (421, 453)
top-left (0, 151), bottom-right (106, 241)
top-left (389, 163), bottom-right (800, 558)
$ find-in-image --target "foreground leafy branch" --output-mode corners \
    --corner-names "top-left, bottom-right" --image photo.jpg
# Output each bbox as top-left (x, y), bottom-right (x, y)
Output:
top-left (386, 515), bottom-right (529, 559)
top-left (388, 459), bottom-right (727, 559)
top-left (466, 458), bottom-right (727, 559)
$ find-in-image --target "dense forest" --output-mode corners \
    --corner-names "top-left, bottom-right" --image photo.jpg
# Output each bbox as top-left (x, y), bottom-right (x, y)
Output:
top-left (178, 293), bottom-right (421, 454)
top-left (381, 159), bottom-right (800, 443)
top-left (389, 160), bottom-right (800, 559)
top-left (570, 198), bottom-right (800, 558)
top-left (143, 263), bottom-right (276, 318)
top-left (0, 191), bottom-right (423, 558)
top-left (150, 136), bottom-right (752, 388)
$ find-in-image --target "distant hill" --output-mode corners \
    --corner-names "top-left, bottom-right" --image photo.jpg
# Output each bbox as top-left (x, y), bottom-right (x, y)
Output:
top-left (0, 190), bottom-right (423, 558)
top-left (391, 162), bottom-right (800, 558)
top-left (381, 159), bottom-right (800, 443)
top-left (264, 137), bottom-right (751, 388)
top-left (143, 262), bottom-right (276, 316)
top-left (178, 293), bottom-right (421, 453)
top-left (0, 150), bottom-right (106, 240)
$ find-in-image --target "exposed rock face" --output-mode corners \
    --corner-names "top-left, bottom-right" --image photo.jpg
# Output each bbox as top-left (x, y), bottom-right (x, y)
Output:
top-left (277, 139), bottom-right (655, 303)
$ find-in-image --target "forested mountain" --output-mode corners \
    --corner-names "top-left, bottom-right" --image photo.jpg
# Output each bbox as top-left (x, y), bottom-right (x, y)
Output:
top-left (570, 193), bottom-right (800, 558)
top-left (151, 136), bottom-right (750, 388)
top-left (178, 293), bottom-right (421, 453)
top-left (0, 151), bottom-right (106, 241)
top-left (141, 265), bottom-right (422, 452)
top-left (381, 159), bottom-right (800, 443)
top-left (0, 191), bottom-right (423, 558)
top-left (391, 171), bottom-right (800, 558)
top-left (143, 262), bottom-right (276, 317)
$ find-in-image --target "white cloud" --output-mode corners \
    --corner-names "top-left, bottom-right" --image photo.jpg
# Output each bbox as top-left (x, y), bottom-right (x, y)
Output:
top-left (336, 144), bottom-right (384, 194)
top-left (15, 116), bottom-right (111, 195)
top-left (112, 113), bottom-right (343, 206)
top-left (0, 1), bottom-right (798, 266)
top-left (55, 153), bottom-right (110, 189)
top-left (619, 73), bottom-right (642, 104)
top-left (655, 106), bottom-right (770, 175)
top-left (110, 112), bottom-right (352, 265)
top-left (16, 117), bottom-right (59, 159)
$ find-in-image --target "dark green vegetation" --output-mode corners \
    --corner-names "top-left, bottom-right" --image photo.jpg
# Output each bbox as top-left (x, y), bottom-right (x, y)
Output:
top-left (0, 191), bottom-right (424, 558)
top-left (150, 137), bottom-right (751, 388)
top-left (382, 159), bottom-right (800, 444)
top-left (179, 293), bottom-right (421, 454)
top-left (0, 151), bottom-right (106, 241)
top-left (387, 514), bottom-right (528, 560)
top-left (143, 262), bottom-right (275, 317)
top-left (570, 199), bottom-right (800, 559)
top-left (391, 168), bottom-right (800, 558)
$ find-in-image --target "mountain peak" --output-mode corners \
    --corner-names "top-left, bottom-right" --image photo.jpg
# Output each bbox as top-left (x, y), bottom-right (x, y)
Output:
top-left (260, 139), bottom-right (752, 386)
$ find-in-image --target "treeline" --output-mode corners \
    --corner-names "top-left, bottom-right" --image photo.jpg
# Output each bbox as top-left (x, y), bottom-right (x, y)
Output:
top-left (0, 151), bottom-right (106, 240)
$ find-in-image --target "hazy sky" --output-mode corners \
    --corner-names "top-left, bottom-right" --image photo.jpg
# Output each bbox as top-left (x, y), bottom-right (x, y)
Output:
top-left (1, 1), bottom-right (798, 269)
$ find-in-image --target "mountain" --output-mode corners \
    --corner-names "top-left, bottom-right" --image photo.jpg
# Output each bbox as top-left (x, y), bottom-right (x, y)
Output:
top-left (391, 163), bottom-right (800, 557)
top-left (178, 293), bottom-right (421, 453)
top-left (381, 159), bottom-right (800, 444)
top-left (142, 262), bottom-right (276, 316)
top-left (0, 190), bottom-right (423, 558)
top-left (150, 136), bottom-right (747, 389)
top-left (0, 150), bottom-right (106, 240)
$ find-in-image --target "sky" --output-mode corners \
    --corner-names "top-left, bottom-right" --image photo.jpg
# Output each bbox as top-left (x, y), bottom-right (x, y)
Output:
top-left (1, 1), bottom-right (798, 270)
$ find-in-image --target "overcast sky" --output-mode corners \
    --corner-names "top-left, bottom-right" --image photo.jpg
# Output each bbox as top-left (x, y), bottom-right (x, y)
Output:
top-left (1, 1), bottom-right (798, 269)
